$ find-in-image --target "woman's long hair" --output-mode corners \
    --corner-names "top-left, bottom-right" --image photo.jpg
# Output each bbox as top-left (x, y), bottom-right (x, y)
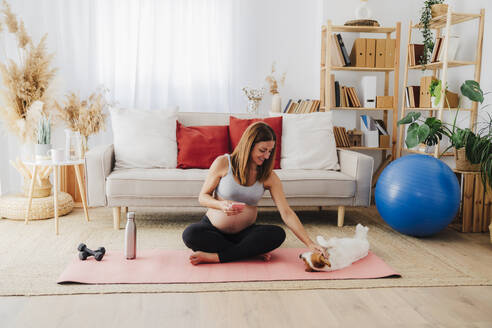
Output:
top-left (230, 121), bottom-right (276, 185)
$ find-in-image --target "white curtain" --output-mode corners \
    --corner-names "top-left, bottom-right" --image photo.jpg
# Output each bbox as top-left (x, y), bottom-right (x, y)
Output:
top-left (20, 0), bottom-right (236, 112)
top-left (0, 0), bottom-right (322, 194)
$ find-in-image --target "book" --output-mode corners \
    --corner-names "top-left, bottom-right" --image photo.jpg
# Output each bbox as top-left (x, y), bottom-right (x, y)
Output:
top-left (375, 119), bottom-right (389, 135)
top-left (336, 34), bottom-right (351, 66)
top-left (334, 81), bottom-right (340, 107)
top-left (331, 34), bottom-right (345, 67)
top-left (283, 99), bottom-right (292, 113)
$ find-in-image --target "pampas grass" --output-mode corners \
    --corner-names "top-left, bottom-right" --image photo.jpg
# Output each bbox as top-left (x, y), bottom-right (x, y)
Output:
top-left (0, 0), bottom-right (56, 143)
top-left (265, 62), bottom-right (286, 95)
top-left (55, 90), bottom-right (108, 139)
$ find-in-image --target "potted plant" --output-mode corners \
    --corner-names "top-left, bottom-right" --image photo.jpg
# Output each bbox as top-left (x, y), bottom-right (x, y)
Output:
top-left (429, 79), bottom-right (441, 108)
top-left (419, 0), bottom-right (445, 66)
top-left (398, 80), bottom-right (492, 190)
top-left (35, 114), bottom-right (52, 161)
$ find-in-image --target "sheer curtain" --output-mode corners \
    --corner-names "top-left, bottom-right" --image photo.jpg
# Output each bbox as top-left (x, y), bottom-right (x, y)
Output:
top-left (0, 0), bottom-right (237, 194)
top-left (44, 0), bottom-right (235, 111)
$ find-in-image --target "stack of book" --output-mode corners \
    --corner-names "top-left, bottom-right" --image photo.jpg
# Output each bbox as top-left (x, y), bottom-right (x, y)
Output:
top-left (408, 43), bottom-right (425, 66)
top-left (283, 99), bottom-right (320, 113)
top-left (332, 81), bottom-right (362, 107)
top-left (430, 36), bottom-right (459, 63)
top-left (333, 126), bottom-right (351, 147)
top-left (330, 33), bottom-right (351, 67)
top-left (405, 86), bottom-right (420, 108)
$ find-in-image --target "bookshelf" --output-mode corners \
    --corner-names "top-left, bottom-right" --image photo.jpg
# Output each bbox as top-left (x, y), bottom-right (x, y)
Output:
top-left (320, 21), bottom-right (401, 160)
top-left (397, 8), bottom-right (485, 158)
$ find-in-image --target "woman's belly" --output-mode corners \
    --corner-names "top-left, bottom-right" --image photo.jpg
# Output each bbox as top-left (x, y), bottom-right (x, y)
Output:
top-left (206, 205), bottom-right (258, 234)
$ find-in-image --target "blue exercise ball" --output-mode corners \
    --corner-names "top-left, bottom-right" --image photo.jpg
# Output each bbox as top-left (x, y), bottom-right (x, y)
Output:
top-left (375, 154), bottom-right (460, 237)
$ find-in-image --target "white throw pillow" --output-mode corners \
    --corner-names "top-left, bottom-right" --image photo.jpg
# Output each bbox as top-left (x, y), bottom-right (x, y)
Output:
top-left (110, 107), bottom-right (178, 169)
top-left (270, 111), bottom-right (339, 170)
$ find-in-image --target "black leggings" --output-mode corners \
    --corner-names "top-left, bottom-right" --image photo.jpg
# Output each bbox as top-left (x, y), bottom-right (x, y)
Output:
top-left (182, 215), bottom-right (286, 263)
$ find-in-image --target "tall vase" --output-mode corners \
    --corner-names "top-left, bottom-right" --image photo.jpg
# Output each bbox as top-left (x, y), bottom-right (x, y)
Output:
top-left (271, 93), bottom-right (282, 113)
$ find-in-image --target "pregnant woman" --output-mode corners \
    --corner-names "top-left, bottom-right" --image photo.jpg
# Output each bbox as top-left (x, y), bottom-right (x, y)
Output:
top-left (182, 121), bottom-right (324, 264)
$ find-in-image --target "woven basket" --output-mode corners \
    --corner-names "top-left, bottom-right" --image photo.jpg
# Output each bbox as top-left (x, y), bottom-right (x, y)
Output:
top-left (22, 178), bottom-right (52, 198)
top-left (0, 192), bottom-right (73, 220)
top-left (455, 148), bottom-right (480, 172)
top-left (431, 4), bottom-right (449, 18)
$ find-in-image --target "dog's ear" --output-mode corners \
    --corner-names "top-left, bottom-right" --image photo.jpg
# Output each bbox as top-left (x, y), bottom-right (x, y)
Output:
top-left (301, 257), bottom-right (314, 272)
top-left (320, 254), bottom-right (331, 267)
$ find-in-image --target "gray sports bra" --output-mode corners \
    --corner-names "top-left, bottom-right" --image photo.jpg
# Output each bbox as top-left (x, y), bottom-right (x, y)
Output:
top-left (215, 154), bottom-right (265, 206)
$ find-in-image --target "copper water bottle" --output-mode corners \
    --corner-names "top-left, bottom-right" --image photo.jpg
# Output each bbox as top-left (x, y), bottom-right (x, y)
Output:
top-left (124, 211), bottom-right (136, 259)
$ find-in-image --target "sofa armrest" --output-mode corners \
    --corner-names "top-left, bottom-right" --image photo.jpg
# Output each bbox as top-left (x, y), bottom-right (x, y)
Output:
top-left (84, 144), bottom-right (115, 207)
top-left (337, 149), bottom-right (374, 206)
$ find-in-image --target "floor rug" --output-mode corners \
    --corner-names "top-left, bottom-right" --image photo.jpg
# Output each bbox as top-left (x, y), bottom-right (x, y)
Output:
top-left (1, 207), bottom-right (491, 296)
top-left (57, 249), bottom-right (400, 284)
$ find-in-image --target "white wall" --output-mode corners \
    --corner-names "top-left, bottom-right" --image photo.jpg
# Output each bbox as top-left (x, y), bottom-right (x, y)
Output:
top-left (1, 0), bottom-right (491, 194)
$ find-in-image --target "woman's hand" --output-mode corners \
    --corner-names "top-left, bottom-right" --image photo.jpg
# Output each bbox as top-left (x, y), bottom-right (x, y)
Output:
top-left (308, 243), bottom-right (327, 257)
top-left (219, 200), bottom-right (245, 216)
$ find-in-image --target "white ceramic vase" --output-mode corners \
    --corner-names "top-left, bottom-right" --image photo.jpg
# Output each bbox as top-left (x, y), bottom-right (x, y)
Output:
top-left (271, 93), bottom-right (282, 113)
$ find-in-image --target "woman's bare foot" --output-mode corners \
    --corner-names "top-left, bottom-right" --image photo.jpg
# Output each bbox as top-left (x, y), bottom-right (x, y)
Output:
top-left (189, 251), bottom-right (220, 265)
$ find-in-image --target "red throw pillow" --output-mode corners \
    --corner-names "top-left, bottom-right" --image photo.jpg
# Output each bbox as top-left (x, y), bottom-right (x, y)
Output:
top-left (229, 116), bottom-right (282, 169)
top-left (176, 121), bottom-right (230, 169)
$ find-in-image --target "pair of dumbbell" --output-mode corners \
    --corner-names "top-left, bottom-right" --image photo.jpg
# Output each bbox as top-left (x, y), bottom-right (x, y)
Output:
top-left (78, 243), bottom-right (106, 261)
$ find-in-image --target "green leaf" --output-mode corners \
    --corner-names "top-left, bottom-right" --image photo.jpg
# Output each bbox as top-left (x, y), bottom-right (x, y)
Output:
top-left (417, 124), bottom-right (430, 141)
top-left (461, 80), bottom-right (484, 103)
top-left (397, 112), bottom-right (421, 125)
top-left (405, 123), bottom-right (420, 148)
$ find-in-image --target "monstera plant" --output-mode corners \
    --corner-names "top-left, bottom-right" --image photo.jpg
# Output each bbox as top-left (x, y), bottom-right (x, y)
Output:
top-left (398, 80), bottom-right (491, 190)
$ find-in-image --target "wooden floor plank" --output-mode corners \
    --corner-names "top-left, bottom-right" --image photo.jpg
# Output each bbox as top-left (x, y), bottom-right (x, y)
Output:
top-left (2, 287), bottom-right (492, 328)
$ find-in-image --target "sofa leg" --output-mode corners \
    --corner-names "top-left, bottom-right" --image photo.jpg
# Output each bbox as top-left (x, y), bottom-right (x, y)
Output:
top-left (113, 207), bottom-right (121, 230)
top-left (337, 206), bottom-right (345, 227)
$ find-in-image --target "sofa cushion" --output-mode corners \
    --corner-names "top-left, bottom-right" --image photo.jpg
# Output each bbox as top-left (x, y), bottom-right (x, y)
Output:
top-left (176, 122), bottom-right (230, 169)
top-left (106, 168), bottom-right (355, 199)
top-left (270, 111), bottom-right (339, 170)
top-left (110, 107), bottom-right (178, 169)
top-left (229, 116), bottom-right (282, 169)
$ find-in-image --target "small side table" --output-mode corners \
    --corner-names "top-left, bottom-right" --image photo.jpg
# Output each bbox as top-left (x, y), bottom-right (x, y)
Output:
top-left (24, 159), bottom-right (90, 234)
top-left (452, 170), bottom-right (491, 233)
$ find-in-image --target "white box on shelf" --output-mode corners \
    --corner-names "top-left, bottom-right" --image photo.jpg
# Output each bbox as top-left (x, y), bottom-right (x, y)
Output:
top-left (361, 76), bottom-right (377, 108)
top-left (360, 115), bottom-right (379, 147)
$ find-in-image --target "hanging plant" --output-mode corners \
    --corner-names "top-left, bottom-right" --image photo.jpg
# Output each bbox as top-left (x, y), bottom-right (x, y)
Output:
top-left (419, 0), bottom-right (444, 66)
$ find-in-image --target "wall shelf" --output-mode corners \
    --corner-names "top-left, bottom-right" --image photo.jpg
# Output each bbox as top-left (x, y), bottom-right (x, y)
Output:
top-left (397, 8), bottom-right (485, 159)
top-left (321, 21), bottom-right (401, 160)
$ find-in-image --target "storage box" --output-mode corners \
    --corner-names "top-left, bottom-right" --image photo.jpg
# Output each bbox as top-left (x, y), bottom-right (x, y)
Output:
top-left (379, 135), bottom-right (390, 148)
top-left (363, 130), bottom-right (379, 147)
top-left (376, 96), bottom-right (393, 108)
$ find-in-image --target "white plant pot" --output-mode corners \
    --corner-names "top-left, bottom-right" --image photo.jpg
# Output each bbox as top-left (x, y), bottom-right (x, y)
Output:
top-left (431, 96), bottom-right (438, 108)
top-left (35, 143), bottom-right (52, 161)
top-left (271, 93), bottom-right (282, 113)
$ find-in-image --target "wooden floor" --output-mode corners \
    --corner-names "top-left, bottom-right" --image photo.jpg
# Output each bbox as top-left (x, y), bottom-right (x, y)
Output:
top-left (1, 286), bottom-right (491, 327)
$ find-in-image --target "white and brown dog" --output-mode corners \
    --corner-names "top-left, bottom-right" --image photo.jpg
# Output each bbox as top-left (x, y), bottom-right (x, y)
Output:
top-left (299, 224), bottom-right (370, 272)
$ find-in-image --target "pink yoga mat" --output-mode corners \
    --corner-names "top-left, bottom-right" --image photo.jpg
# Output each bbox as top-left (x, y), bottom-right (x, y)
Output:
top-left (57, 248), bottom-right (400, 284)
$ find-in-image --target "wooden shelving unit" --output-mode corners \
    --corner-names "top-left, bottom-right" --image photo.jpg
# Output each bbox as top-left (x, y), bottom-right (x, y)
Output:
top-left (320, 21), bottom-right (401, 159)
top-left (397, 8), bottom-right (485, 158)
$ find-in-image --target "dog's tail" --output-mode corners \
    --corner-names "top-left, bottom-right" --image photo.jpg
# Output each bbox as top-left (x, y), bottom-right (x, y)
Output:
top-left (355, 223), bottom-right (369, 239)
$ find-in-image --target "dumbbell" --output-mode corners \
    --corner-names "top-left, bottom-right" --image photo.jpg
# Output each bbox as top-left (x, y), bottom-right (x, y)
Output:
top-left (78, 243), bottom-right (106, 261)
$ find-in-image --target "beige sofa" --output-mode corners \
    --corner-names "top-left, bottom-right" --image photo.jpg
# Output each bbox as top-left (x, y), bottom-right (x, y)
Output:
top-left (84, 112), bottom-right (374, 229)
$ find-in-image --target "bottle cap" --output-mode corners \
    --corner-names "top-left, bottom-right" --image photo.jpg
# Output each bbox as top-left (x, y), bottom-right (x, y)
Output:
top-left (128, 211), bottom-right (135, 219)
